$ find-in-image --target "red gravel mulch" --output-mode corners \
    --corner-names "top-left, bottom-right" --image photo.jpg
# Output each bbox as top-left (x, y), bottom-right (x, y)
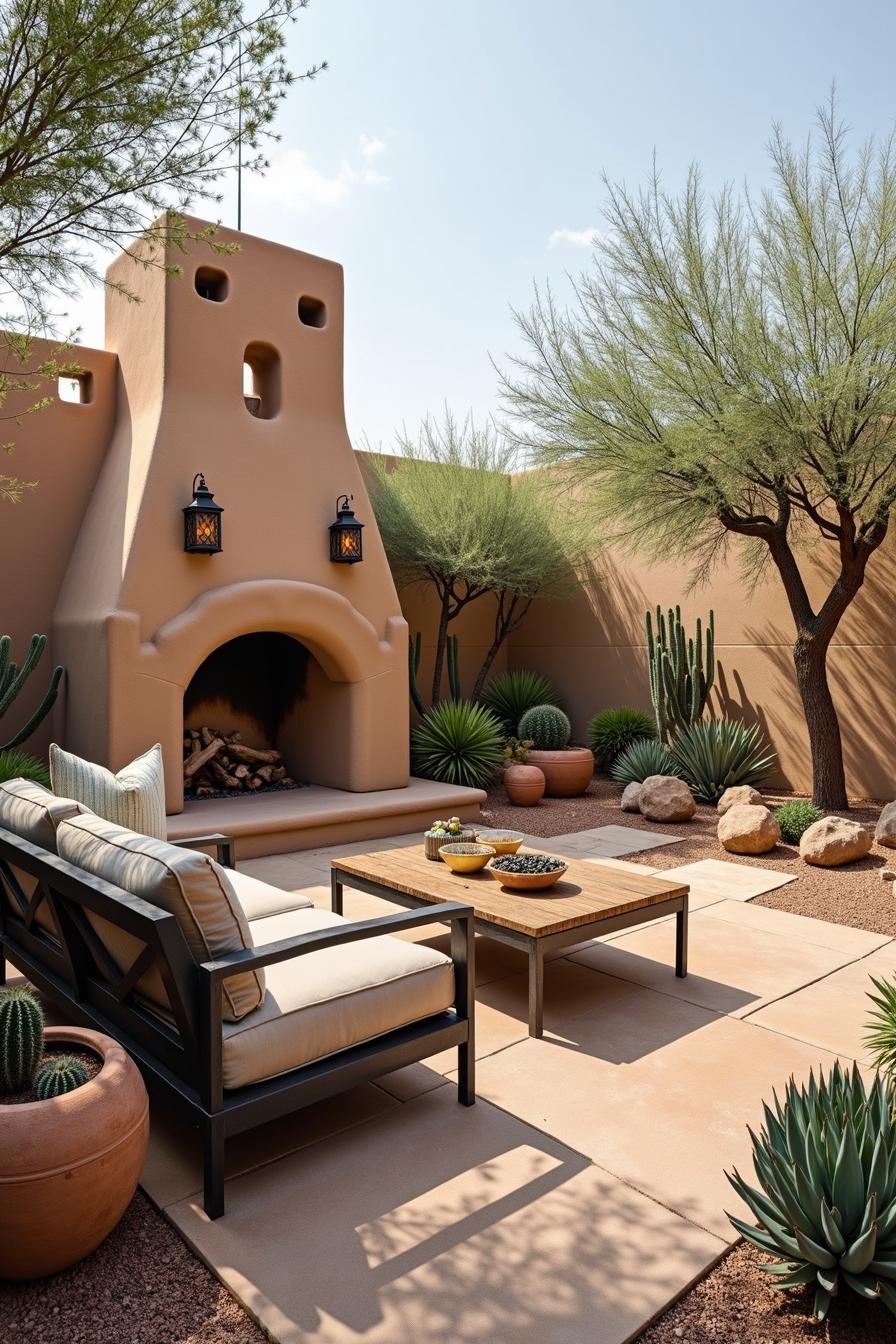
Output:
top-left (481, 776), bottom-right (896, 937)
top-left (638, 1242), bottom-right (895, 1343)
top-left (0, 1191), bottom-right (266, 1344)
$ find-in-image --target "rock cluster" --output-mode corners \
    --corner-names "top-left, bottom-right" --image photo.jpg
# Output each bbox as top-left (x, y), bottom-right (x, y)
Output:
top-left (638, 775), bottom-right (696, 823)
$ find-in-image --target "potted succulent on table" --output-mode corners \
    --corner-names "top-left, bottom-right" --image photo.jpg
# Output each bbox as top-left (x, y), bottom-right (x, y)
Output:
top-left (502, 737), bottom-right (545, 806)
top-left (423, 815), bottom-right (477, 860)
top-left (518, 705), bottom-right (595, 798)
top-left (0, 985), bottom-right (149, 1279)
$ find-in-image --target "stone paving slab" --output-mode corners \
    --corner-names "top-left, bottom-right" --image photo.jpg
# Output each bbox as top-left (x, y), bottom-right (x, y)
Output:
top-left (166, 1087), bottom-right (723, 1344)
top-left (657, 857), bottom-right (797, 902)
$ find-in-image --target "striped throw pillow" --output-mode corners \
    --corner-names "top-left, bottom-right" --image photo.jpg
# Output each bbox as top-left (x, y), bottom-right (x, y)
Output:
top-left (50, 742), bottom-right (167, 841)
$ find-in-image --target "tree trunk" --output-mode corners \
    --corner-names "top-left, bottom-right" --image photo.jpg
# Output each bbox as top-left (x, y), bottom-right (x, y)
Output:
top-left (792, 629), bottom-right (848, 810)
top-left (431, 593), bottom-right (451, 705)
top-left (471, 592), bottom-right (533, 700)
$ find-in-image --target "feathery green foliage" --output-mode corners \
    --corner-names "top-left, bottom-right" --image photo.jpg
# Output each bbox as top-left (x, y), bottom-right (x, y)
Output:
top-left (609, 737), bottom-right (680, 786)
top-left (587, 707), bottom-right (656, 769)
top-left (410, 699), bottom-right (505, 789)
top-left (775, 800), bottom-right (823, 844)
top-left (500, 94), bottom-right (896, 810)
top-left (364, 411), bottom-right (586, 703)
top-left (670, 718), bottom-right (775, 803)
top-left (518, 704), bottom-right (571, 750)
top-left (726, 1062), bottom-right (896, 1321)
top-left (480, 670), bottom-right (562, 733)
top-left (0, 635), bottom-right (62, 751)
top-left (0, 985), bottom-right (44, 1092)
top-left (0, 748), bottom-right (50, 786)
top-left (865, 977), bottom-right (896, 1077)
top-left (645, 607), bottom-right (715, 743)
top-left (34, 1054), bottom-right (89, 1101)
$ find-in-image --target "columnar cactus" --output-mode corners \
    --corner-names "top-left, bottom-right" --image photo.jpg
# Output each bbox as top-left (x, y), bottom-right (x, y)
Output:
top-left (645, 605), bottom-right (715, 743)
top-left (0, 633), bottom-right (64, 751)
top-left (33, 1054), bottom-right (89, 1100)
top-left (0, 985), bottom-right (44, 1092)
top-left (518, 704), bottom-right (571, 751)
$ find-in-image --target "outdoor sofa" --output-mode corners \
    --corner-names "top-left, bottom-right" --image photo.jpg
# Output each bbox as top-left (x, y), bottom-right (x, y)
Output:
top-left (0, 779), bottom-right (475, 1217)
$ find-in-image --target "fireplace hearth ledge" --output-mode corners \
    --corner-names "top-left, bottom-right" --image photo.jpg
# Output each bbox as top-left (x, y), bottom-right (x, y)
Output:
top-left (165, 778), bottom-right (485, 859)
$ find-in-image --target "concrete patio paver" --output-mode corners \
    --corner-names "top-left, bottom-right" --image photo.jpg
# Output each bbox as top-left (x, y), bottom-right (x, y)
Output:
top-left (165, 1086), bottom-right (723, 1344)
top-left (467, 990), bottom-right (845, 1240)
top-left (700, 895), bottom-right (892, 955)
top-left (656, 857), bottom-right (798, 902)
top-left (569, 906), bottom-right (867, 1017)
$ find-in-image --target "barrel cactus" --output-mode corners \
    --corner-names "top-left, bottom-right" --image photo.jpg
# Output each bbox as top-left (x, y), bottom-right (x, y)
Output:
top-left (0, 985), bottom-right (44, 1092)
top-left (33, 1054), bottom-right (89, 1101)
top-left (726, 1062), bottom-right (896, 1321)
top-left (518, 704), bottom-right (571, 751)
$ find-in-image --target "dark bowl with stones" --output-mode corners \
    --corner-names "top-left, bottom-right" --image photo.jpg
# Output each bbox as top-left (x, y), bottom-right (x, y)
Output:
top-left (487, 852), bottom-right (568, 891)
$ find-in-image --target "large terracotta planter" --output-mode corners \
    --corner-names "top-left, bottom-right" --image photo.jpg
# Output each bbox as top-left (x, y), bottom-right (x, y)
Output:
top-left (503, 763), bottom-right (545, 806)
top-left (0, 1025), bottom-right (149, 1280)
top-left (527, 747), bottom-right (595, 798)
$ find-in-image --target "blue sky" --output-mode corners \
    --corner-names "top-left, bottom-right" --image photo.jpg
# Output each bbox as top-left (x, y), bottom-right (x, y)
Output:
top-left (73, 0), bottom-right (896, 446)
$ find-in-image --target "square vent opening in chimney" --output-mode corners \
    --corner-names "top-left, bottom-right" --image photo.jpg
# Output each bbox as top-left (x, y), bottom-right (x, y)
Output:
top-left (298, 295), bottom-right (326, 328)
top-left (195, 266), bottom-right (229, 301)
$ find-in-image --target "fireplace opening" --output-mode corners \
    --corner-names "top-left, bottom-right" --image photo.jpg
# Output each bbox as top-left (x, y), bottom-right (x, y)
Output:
top-left (183, 632), bottom-right (311, 798)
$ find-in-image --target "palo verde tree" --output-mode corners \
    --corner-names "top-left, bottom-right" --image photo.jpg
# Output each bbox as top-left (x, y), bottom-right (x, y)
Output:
top-left (0, 0), bottom-right (324, 500)
top-left (501, 96), bottom-right (896, 809)
top-left (364, 410), bottom-right (583, 705)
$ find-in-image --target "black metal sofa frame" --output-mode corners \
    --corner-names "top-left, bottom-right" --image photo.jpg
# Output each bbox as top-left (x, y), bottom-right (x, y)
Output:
top-left (0, 826), bottom-right (475, 1218)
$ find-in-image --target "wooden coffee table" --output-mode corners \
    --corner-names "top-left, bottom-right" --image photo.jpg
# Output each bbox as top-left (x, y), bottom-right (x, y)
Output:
top-left (330, 844), bottom-right (689, 1038)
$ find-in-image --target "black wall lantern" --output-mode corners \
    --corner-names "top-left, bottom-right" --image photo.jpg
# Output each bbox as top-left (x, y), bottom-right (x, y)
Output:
top-left (183, 473), bottom-right (224, 554)
top-left (329, 494), bottom-right (364, 563)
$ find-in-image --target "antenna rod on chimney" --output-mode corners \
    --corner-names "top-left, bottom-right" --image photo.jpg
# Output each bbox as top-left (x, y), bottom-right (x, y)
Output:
top-left (236, 41), bottom-right (242, 230)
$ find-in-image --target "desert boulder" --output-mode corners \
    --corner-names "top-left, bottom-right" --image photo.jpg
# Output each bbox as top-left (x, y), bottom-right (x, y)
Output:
top-left (718, 804), bottom-right (780, 855)
top-left (799, 817), bottom-right (872, 867)
top-left (638, 775), bottom-right (696, 823)
top-left (717, 785), bottom-right (764, 815)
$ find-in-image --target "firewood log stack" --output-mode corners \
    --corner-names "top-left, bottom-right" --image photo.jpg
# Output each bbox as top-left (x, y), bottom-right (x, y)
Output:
top-left (183, 727), bottom-right (295, 797)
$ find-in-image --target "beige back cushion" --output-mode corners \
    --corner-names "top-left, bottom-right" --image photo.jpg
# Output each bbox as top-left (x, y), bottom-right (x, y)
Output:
top-left (0, 778), bottom-right (89, 936)
top-left (57, 814), bottom-right (264, 1021)
top-left (50, 742), bottom-right (167, 842)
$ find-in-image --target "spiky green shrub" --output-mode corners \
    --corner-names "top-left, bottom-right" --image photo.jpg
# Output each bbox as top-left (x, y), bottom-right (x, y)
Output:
top-left (518, 704), bottom-right (570, 751)
top-left (609, 737), bottom-right (680, 786)
top-left (865, 977), bottom-right (896, 1077)
top-left (727, 1062), bottom-right (896, 1321)
top-left (587, 707), bottom-right (656, 769)
top-left (0, 985), bottom-right (44, 1092)
top-left (775, 800), bottom-right (823, 845)
top-left (670, 718), bottom-right (775, 804)
top-left (0, 748), bottom-right (50, 787)
top-left (480, 670), bottom-right (561, 733)
top-left (33, 1054), bottom-right (89, 1101)
top-left (411, 699), bottom-right (505, 789)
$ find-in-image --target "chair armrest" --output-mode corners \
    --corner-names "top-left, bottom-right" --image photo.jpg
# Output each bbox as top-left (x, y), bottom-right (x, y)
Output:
top-left (200, 902), bottom-right (474, 981)
top-left (169, 833), bottom-right (236, 868)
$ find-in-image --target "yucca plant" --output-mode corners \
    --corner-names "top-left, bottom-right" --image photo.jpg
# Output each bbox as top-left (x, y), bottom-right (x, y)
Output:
top-left (609, 736), bottom-right (680, 787)
top-left (411, 698), bottom-right (505, 789)
top-left (587, 707), bottom-right (656, 769)
top-left (727, 1063), bottom-right (896, 1321)
top-left (479, 670), bottom-right (561, 733)
top-left (670, 718), bottom-right (775, 804)
top-left (0, 748), bottom-right (50, 787)
top-left (865, 977), bottom-right (896, 1077)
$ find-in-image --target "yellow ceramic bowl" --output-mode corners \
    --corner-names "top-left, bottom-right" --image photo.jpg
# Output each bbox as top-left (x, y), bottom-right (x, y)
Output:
top-left (475, 829), bottom-right (525, 856)
top-left (439, 843), bottom-right (496, 874)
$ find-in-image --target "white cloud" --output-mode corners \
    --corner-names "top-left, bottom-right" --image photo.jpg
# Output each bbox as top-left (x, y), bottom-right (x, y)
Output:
top-left (252, 135), bottom-right (391, 211)
top-left (548, 225), bottom-right (602, 249)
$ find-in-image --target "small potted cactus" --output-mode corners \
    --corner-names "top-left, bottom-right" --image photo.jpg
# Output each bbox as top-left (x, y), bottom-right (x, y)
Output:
top-left (502, 738), bottom-right (545, 806)
top-left (0, 984), bottom-right (149, 1279)
top-left (517, 705), bottom-right (595, 797)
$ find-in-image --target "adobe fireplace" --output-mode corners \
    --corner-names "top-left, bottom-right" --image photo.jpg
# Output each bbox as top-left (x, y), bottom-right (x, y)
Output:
top-left (51, 215), bottom-right (411, 815)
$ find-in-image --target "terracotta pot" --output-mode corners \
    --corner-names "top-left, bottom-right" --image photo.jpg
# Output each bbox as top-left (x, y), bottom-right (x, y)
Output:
top-left (527, 747), bottom-right (595, 798)
top-left (503, 763), bottom-right (545, 806)
top-left (0, 1025), bottom-right (149, 1280)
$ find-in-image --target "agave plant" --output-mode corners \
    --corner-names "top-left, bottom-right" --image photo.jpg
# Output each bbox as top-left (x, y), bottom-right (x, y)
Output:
top-left (587, 706), bottom-right (656, 769)
top-left (411, 698), bottom-right (505, 789)
top-left (727, 1062), bottom-right (896, 1321)
top-left (608, 736), bottom-right (680, 787)
top-left (0, 748), bottom-right (50, 787)
top-left (479, 670), bottom-right (561, 733)
top-left (670, 717), bottom-right (775, 803)
top-left (865, 976), bottom-right (896, 1077)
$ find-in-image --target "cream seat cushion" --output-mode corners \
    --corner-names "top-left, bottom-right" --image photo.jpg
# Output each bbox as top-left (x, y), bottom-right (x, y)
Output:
top-left (227, 869), bottom-right (315, 922)
top-left (50, 742), bottom-right (167, 842)
top-left (57, 814), bottom-right (264, 1021)
top-left (0, 778), bottom-right (89, 936)
top-left (222, 907), bottom-right (455, 1090)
